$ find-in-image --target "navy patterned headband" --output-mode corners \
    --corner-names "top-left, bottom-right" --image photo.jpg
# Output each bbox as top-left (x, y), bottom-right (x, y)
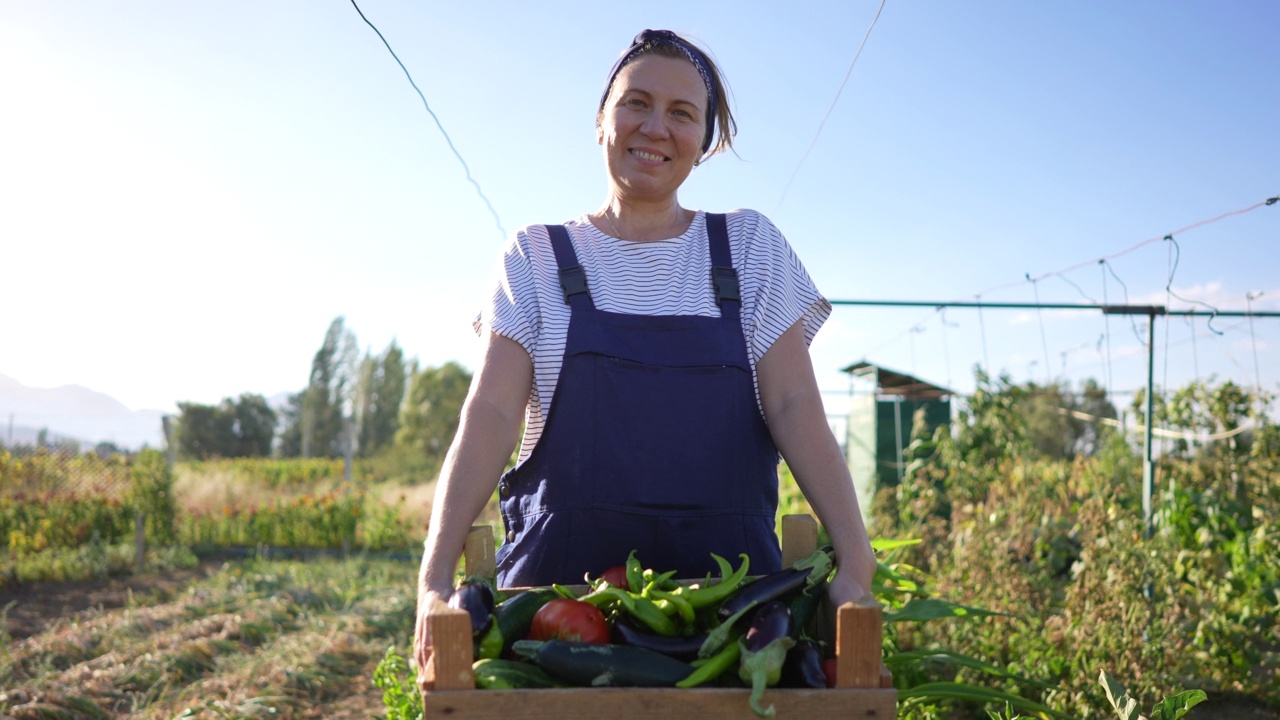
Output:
top-left (598, 29), bottom-right (718, 155)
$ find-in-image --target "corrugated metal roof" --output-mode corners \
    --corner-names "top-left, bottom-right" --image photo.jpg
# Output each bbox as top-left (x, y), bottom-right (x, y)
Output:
top-left (841, 361), bottom-right (954, 399)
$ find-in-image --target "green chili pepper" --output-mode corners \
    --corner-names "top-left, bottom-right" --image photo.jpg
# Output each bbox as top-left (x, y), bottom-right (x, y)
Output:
top-left (579, 586), bottom-right (678, 637)
top-left (712, 553), bottom-right (735, 580)
top-left (642, 568), bottom-right (680, 592)
top-left (676, 635), bottom-right (741, 687)
top-left (626, 550), bottom-right (645, 594)
top-left (551, 583), bottom-right (578, 600)
top-left (652, 588), bottom-right (695, 625)
top-left (684, 553), bottom-right (751, 609)
top-left (698, 601), bottom-right (756, 658)
top-left (628, 594), bottom-right (678, 637)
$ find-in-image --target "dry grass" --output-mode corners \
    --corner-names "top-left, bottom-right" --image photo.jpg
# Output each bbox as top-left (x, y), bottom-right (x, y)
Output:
top-left (0, 556), bottom-right (416, 720)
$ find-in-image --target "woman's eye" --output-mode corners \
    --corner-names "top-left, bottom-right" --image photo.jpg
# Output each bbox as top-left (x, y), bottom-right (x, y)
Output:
top-left (625, 98), bottom-right (646, 109)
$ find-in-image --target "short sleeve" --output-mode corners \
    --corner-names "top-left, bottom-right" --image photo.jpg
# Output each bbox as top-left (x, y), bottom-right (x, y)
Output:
top-left (474, 229), bottom-right (542, 358)
top-left (731, 210), bottom-right (832, 368)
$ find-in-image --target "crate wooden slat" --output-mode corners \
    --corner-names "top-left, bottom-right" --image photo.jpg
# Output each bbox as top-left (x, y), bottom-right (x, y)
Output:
top-left (423, 516), bottom-right (897, 719)
top-left (425, 686), bottom-right (898, 718)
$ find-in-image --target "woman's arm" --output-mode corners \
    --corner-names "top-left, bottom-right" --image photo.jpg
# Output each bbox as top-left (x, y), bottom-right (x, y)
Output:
top-left (413, 331), bottom-right (532, 687)
top-left (756, 321), bottom-right (876, 606)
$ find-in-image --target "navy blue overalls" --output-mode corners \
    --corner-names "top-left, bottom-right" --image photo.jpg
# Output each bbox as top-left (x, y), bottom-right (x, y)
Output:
top-left (495, 213), bottom-right (782, 587)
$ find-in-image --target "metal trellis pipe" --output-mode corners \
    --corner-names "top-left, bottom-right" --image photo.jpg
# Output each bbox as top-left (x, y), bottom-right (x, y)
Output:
top-left (828, 299), bottom-right (1280, 536)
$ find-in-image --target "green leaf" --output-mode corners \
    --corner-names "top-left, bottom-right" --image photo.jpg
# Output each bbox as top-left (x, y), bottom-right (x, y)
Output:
top-left (884, 598), bottom-right (1006, 623)
top-left (873, 561), bottom-right (921, 594)
top-left (1099, 670), bottom-right (1142, 720)
top-left (1150, 690), bottom-right (1208, 720)
top-left (899, 682), bottom-right (1071, 719)
top-left (883, 648), bottom-right (1049, 688)
top-left (871, 537), bottom-right (922, 552)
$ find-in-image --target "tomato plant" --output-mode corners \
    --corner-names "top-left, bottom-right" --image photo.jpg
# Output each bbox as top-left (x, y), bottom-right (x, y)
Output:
top-left (528, 598), bottom-right (610, 643)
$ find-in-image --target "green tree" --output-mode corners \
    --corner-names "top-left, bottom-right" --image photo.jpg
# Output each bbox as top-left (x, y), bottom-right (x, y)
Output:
top-left (278, 391), bottom-right (305, 457)
top-left (1074, 377), bottom-right (1118, 456)
top-left (955, 368), bottom-right (1117, 464)
top-left (176, 401), bottom-right (234, 459)
top-left (281, 316), bottom-right (358, 458)
top-left (230, 393), bottom-right (277, 457)
top-left (356, 340), bottom-right (408, 456)
top-left (396, 361), bottom-right (472, 462)
top-left (177, 394), bottom-right (277, 459)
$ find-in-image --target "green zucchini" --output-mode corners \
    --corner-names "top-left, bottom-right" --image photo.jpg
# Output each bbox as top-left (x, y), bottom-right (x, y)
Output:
top-left (472, 658), bottom-right (562, 689)
top-left (495, 587), bottom-right (558, 656)
top-left (517, 640), bottom-right (694, 687)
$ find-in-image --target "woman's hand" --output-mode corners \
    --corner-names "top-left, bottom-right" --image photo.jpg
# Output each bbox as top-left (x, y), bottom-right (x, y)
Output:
top-left (413, 588), bottom-right (450, 694)
top-left (825, 568), bottom-right (874, 610)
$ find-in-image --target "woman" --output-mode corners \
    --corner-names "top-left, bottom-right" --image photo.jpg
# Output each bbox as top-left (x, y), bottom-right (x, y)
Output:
top-left (414, 29), bottom-right (875, 679)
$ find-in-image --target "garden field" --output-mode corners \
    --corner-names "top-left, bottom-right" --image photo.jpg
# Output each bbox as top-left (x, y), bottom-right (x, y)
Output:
top-left (1, 375), bottom-right (1277, 719)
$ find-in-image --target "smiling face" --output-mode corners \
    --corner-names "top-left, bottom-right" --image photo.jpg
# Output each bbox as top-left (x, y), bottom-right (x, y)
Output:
top-left (597, 54), bottom-right (709, 205)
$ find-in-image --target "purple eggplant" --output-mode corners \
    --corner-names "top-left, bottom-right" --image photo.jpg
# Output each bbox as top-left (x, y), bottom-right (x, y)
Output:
top-left (718, 568), bottom-right (809, 622)
top-left (743, 601), bottom-right (795, 652)
top-left (448, 579), bottom-right (495, 637)
top-left (781, 638), bottom-right (828, 688)
top-left (738, 601), bottom-right (797, 717)
top-left (718, 547), bottom-right (833, 622)
top-left (612, 622), bottom-right (708, 661)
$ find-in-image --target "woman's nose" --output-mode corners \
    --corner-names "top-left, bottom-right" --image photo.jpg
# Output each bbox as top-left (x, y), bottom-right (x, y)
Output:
top-left (640, 112), bottom-right (670, 139)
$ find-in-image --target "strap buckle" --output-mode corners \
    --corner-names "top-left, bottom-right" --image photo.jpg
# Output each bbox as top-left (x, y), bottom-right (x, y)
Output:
top-left (559, 265), bottom-right (589, 303)
top-left (712, 265), bottom-right (740, 304)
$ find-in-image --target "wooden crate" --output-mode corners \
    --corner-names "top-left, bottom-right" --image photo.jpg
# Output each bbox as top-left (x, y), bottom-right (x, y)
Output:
top-left (421, 515), bottom-right (897, 719)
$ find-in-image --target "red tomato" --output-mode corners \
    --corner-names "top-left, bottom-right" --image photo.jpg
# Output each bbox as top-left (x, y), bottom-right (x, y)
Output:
top-left (596, 565), bottom-right (630, 590)
top-left (529, 598), bottom-right (610, 644)
top-left (823, 658), bottom-right (838, 688)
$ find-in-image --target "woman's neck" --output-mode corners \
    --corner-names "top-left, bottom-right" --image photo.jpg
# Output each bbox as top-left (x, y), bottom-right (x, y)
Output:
top-left (595, 196), bottom-right (694, 242)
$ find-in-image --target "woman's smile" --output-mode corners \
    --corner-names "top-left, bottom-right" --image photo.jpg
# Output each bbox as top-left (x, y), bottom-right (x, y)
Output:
top-left (599, 54), bottom-right (707, 202)
top-left (629, 148), bottom-right (669, 163)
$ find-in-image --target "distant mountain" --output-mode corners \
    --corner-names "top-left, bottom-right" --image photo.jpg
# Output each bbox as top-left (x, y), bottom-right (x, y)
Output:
top-left (0, 373), bottom-right (167, 450)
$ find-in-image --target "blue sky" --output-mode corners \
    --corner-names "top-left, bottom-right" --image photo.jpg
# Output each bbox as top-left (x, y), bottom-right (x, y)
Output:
top-left (2, 0), bottom-right (1277, 421)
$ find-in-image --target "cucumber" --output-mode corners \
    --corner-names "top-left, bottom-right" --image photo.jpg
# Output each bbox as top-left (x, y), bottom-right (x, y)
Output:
top-left (495, 588), bottom-right (558, 656)
top-left (472, 658), bottom-right (561, 689)
top-left (520, 640), bottom-right (694, 687)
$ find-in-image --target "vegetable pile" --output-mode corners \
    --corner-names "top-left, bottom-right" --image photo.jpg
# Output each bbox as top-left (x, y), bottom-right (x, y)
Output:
top-left (450, 547), bottom-right (840, 718)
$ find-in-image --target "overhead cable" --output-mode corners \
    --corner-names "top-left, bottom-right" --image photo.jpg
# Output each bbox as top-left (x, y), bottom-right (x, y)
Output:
top-left (972, 193), bottom-right (1279, 300)
top-left (778, 0), bottom-right (888, 207)
top-left (1162, 234), bottom-right (1223, 334)
top-left (1026, 274), bottom-right (1051, 383)
top-left (349, 0), bottom-right (507, 240)
top-left (857, 194), bottom-right (1275, 386)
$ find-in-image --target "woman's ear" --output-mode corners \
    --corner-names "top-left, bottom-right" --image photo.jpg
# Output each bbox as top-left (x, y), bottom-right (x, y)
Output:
top-left (596, 124), bottom-right (604, 145)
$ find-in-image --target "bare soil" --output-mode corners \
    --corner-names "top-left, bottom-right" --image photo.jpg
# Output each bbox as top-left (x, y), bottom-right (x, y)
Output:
top-left (0, 561), bottom-right (222, 640)
top-left (1187, 693), bottom-right (1280, 720)
top-left (0, 561), bottom-right (389, 720)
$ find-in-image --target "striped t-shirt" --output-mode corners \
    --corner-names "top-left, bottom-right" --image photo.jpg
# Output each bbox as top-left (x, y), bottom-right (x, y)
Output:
top-left (476, 208), bottom-right (831, 462)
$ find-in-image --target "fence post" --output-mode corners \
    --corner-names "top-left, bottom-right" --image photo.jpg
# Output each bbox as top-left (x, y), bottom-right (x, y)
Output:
top-left (135, 512), bottom-right (146, 572)
top-left (162, 415), bottom-right (176, 469)
top-left (343, 417), bottom-right (354, 483)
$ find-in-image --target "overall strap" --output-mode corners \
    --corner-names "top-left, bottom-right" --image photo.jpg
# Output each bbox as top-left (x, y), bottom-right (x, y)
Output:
top-left (705, 213), bottom-right (740, 320)
top-left (546, 224), bottom-right (594, 310)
